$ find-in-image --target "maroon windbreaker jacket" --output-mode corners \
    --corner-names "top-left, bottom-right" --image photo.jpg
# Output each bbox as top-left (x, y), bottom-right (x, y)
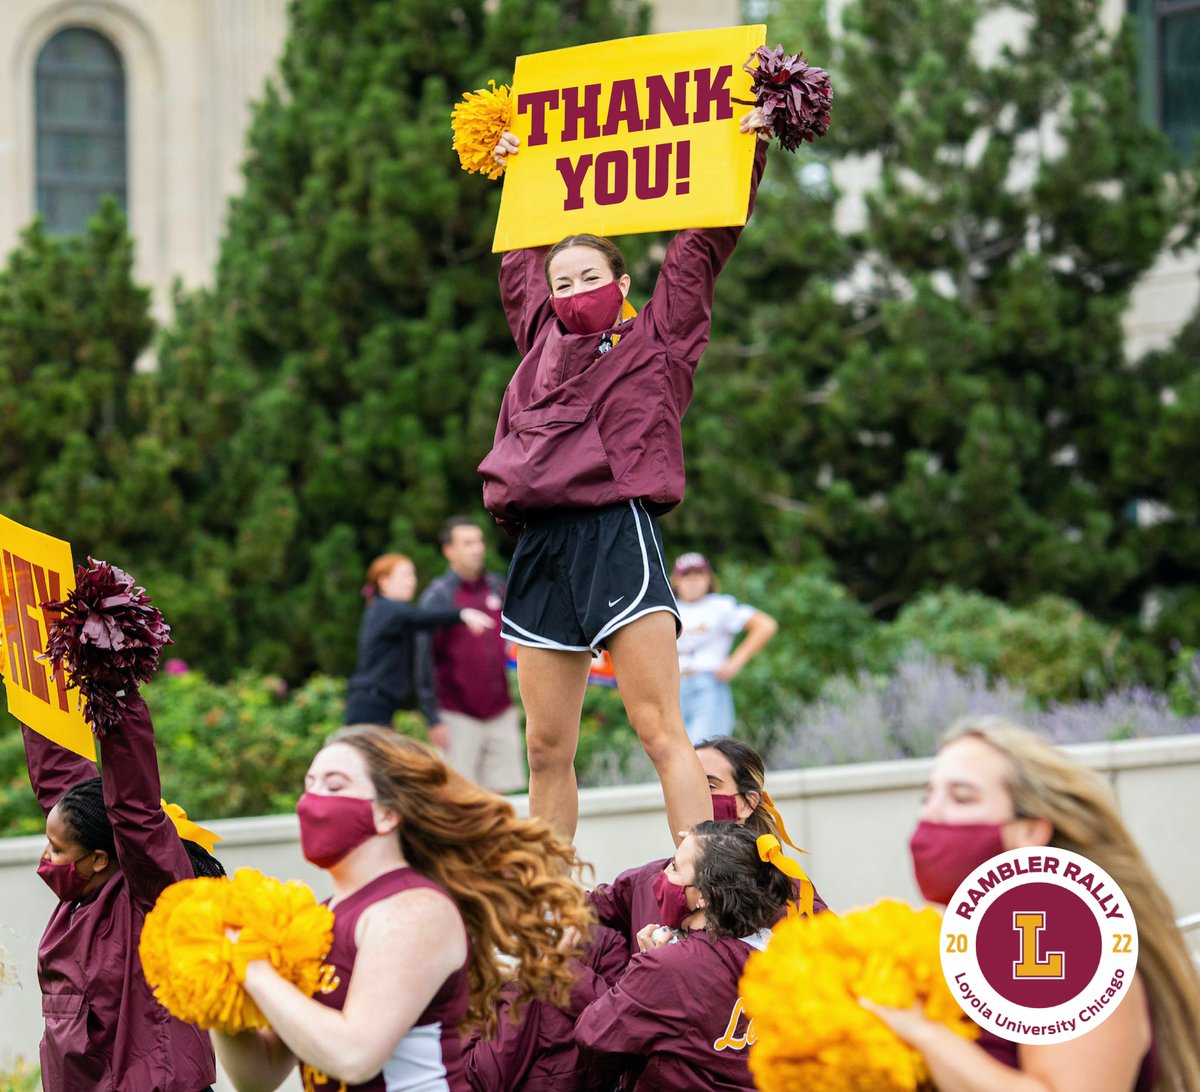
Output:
top-left (589, 855), bottom-right (829, 951)
top-left (575, 929), bottom-right (770, 1091)
top-left (479, 141), bottom-right (768, 529)
top-left (463, 924), bottom-right (629, 1091)
top-left (23, 698), bottom-right (215, 1091)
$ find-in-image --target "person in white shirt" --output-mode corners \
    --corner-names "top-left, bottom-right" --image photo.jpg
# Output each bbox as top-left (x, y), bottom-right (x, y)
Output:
top-left (671, 553), bottom-right (778, 743)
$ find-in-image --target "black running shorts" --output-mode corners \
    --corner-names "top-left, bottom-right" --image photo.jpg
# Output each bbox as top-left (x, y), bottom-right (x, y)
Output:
top-left (501, 500), bottom-right (681, 652)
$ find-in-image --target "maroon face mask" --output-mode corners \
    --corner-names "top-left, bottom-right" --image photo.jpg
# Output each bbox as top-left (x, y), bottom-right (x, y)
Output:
top-left (551, 280), bottom-right (625, 335)
top-left (711, 794), bottom-right (740, 822)
top-left (296, 792), bottom-right (380, 869)
top-left (37, 855), bottom-right (95, 903)
top-left (909, 819), bottom-right (1007, 906)
top-left (651, 868), bottom-right (694, 929)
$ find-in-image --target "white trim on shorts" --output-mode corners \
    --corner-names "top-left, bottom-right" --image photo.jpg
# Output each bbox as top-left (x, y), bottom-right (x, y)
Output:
top-left (500, 612), bottom-right (592, 652)
top-left (591, 501), bottom-right (680, 646)
top-left (500, 500), bottom-right (680, 653)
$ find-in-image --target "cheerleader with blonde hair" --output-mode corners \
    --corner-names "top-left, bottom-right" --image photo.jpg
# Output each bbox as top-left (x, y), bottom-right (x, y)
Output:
top-left (869, 716), bottom-right (1200, 1092)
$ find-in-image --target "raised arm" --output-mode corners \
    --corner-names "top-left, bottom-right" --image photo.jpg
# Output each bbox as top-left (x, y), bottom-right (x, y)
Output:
top-left (98, 692), bottom-right (193, 910)
top-left (642, 131), bottom-right (769, 369)
top-left (22, 723), bottom-right (98, 816)
top-left (499, 247), bottom-right (553, 358)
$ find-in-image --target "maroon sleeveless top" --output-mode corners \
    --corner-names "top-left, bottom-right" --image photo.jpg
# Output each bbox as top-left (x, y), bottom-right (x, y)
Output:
top-left (300, 867), bottom-right (471, 1091)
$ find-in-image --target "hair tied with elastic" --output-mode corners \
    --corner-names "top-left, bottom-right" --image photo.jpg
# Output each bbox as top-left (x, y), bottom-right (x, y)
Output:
top-left (756, 833), bottom-right (816, 919)
top-left (161, 800), bottom-right (222, 855)
top-left (361, 583), bottom-right (376, 599)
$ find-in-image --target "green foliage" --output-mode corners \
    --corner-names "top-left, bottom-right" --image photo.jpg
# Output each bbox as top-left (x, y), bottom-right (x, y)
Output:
top-left (708, 563), bottom-right (878, 750)
top-left (0, 1059), bottom-right (39, 1092)
top-left (0, 669), bottom-right (437, 837)
top-left (689, 0), bottom-right (1199, 642)
top-left (135, 0), bottom-right (649, 679)
top-left (0, 199), bottom-right (155, 555)
top-left (871, 588), bottom-right (1158, 704)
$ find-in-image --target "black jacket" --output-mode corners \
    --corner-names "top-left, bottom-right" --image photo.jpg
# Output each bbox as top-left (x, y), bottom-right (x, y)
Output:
top-left (345, 598), bottom-right (462, 716)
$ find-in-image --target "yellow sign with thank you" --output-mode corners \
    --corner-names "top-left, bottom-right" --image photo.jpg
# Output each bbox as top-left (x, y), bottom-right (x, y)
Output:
top-left (493, 24), bottom-right (766, 251)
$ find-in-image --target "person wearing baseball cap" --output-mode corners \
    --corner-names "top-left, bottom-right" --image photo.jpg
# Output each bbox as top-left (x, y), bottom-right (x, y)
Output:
top-left (671, 553), bottom-right (778, 743)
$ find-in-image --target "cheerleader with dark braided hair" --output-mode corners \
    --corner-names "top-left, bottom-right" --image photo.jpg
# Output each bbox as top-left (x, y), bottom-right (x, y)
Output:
top-left (23, 682), bottom-right (224, 1089)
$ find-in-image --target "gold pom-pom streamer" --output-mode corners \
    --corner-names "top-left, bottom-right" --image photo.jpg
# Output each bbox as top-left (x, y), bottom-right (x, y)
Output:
top-left (139, 867), bottom-right (334, 1033)
top-left (741, 899), bottom-right (978, 1092)
top-left (452, 81), bottom-right (514, 180)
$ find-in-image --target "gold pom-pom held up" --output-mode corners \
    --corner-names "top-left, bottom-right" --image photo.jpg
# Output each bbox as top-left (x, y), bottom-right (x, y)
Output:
top-left (139, 867), bottom-right (334, 1033)
top-left (452, 81), bottom-right (514, 180)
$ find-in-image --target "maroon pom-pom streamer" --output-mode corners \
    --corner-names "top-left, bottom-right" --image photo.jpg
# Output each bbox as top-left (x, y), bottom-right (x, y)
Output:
top-left (42, 559), bottom-right (172, 735)
top-left (742, 45), bottom-right (833, 152)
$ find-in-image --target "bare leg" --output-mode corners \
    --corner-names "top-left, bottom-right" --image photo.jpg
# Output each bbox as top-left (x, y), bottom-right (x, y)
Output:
top-left (606, 612), bottom-right (713, 846)
top-left (516, 645), bottom-right (592, 842)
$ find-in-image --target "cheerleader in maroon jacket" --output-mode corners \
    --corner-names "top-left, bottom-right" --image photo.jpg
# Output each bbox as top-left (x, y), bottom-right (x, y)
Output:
top-left (575, 821), bottom-right (800, 1090)
top-left (589, 736), bottom-right (827, 949)
top-left (462, 923), bottom-right (629, 1092)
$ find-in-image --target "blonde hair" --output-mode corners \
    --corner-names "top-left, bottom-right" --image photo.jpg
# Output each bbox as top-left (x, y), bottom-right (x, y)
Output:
top-left (943, 716), bottom-right (1200, 1090)
top-left (329, 725), bottom-right (591, 1032)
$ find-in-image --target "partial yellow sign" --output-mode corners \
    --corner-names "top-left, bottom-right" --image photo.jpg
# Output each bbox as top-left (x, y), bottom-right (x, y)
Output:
top-left (493, 24), bottom-right (765, 252)
top-left (0, 515), bottom-right (94, 760)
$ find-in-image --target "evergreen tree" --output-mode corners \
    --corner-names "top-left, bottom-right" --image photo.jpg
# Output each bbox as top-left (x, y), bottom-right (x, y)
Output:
top-left (0, 199), bottom-right (158, 554)
top-left (689, 0), bottom-right (1197, 626)
top-left (144, 0), bottom-right (648, 677)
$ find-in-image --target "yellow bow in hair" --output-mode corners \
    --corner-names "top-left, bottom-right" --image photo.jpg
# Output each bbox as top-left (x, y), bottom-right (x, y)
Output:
top-left (161, 800), bottom-right (223, 855)
top-left (759, 790), bottom-right (803, 854)
top-left (757, 833), bottom-right (815, 920)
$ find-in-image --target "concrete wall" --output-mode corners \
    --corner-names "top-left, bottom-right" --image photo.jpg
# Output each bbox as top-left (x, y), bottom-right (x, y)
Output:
top-left (2, 732), bottom-right (1198, 1085)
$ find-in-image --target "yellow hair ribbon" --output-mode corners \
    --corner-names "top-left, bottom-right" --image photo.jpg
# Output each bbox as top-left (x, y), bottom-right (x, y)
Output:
top-left (759, 790), bottom-right (802, 854)
top-left (161, 800), bottom-right (223, 855)
top-left (757, 833), bottom-right (815, 918)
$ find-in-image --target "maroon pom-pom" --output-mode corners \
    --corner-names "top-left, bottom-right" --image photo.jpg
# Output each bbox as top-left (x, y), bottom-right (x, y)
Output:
top-left (42, 559), bottom-right (172, 735)
top-left (743, 45), bottom-right (833, 152)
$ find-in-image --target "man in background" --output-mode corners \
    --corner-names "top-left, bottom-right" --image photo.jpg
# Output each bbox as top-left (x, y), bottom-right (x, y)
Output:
top-left (416, 516), bottom-right (527, 792)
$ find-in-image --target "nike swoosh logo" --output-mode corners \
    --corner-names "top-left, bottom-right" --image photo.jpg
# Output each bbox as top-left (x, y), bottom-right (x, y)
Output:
top-left (608, 596), bottom-right (625, 607)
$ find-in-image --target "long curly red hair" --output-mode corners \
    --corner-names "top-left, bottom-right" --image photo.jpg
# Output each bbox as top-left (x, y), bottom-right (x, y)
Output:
top-left (329, 725), bottom-right (592, 1032)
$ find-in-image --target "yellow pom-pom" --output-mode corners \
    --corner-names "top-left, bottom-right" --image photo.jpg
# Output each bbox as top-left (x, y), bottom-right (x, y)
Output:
top-left (139, 867), bottom-right (334, 1033)
top-left (741, 899), bottom-right (979, 1092)
top-left (452, 81), bottom-right (513, 180)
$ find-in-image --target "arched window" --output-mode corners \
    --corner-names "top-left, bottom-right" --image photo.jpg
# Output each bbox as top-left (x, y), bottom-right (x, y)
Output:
top-left (1132, 0), bottom-right (1200, 159)
top-left (35, 27), bottom-right (127, 235)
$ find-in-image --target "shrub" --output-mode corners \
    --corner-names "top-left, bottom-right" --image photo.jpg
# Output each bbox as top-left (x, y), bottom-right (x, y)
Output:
top-left (871, 589), bottom-right (1159, 704)
top-left (768, 651), bottom-right (1200, 770)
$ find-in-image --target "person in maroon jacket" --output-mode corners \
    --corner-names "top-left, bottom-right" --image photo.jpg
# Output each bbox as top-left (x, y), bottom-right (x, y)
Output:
top-left (575, 820), bottom-right (797, 1090)
top-left (590, 736), bottom-right (827, 951)
top-left (24, 695), bottom-right (223, 1092)
top-left (478, 111), bottom-right (770, 846)
top-left (462, 923), bottom-right (629, 1092)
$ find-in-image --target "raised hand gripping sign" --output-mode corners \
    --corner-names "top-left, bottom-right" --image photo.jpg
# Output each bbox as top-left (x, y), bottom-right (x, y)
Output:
top-left (492, 25), bottom-right (765, 252)
top-left (0, 514), bottom-right (94, 759)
